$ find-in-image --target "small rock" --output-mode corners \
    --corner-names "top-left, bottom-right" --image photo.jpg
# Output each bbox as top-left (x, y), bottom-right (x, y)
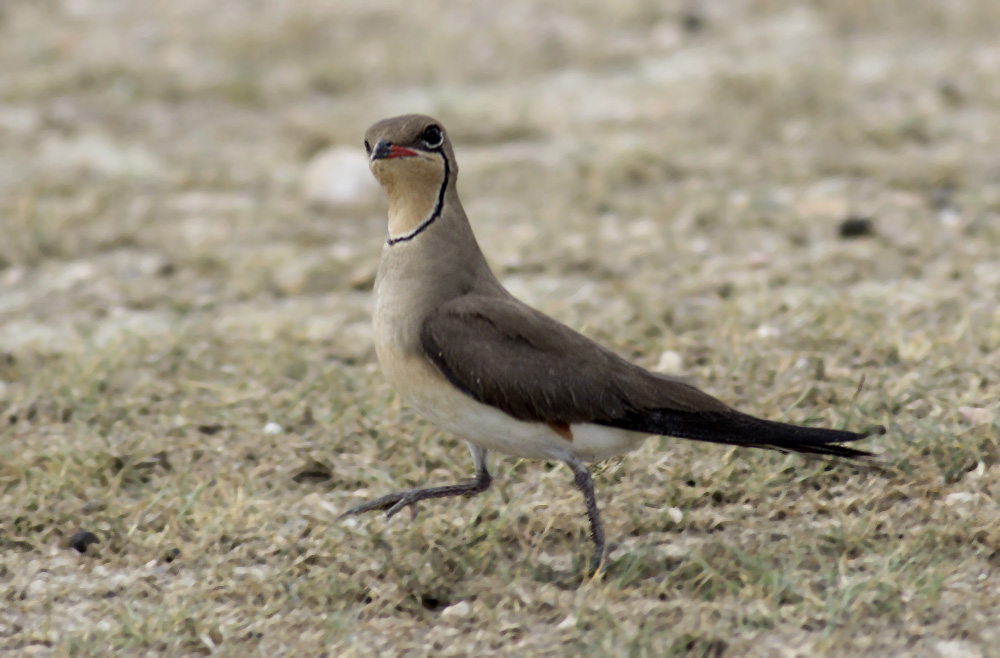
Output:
top-left (556, 615), bottom-right (578, 630)
top-left (958, 406), bottom-right (994, 425)
top-left (68, 530), bottom-right (100, 553)
top-left (681, 11), bottom-right (705, 33)
top-left (838, 217), bottom-right (875, 239)
top-left (935, 639), bottom-right (982, 658)
top-left (273, 258), bottom-right (314, 297)
top-left (667, 507), bottom-right (683, 524)
top-left (82, 499), bottom-right (104, 514)
top-left (945, 492), bottom-right (976, 505)
top-left (292, 459), bottom-right (333, 483)
top-left (22, 579), bottom-right (49, 599)
top-left (263, 422), bottom-right (283, 435)
top-left (756, 324), bottom-right (781, 339)
top-left (347, 263), bottom-right (378, 291)
top-left (440, 601), bottom-right (472, 619)
top-left (655, 350), bottom-right (684, 374)
top-left (937, 207), bottom-right (963, 229)
top-left (302, 146), bottom-right (378, 206)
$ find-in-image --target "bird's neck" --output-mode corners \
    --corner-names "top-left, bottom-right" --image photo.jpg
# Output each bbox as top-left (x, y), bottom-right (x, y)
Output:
top-left (387, 194), bottom-right (437, 243)
top-left (379, 191), bottom-right (498, 293)
top-left (383, 166), bottom-right (448, 244)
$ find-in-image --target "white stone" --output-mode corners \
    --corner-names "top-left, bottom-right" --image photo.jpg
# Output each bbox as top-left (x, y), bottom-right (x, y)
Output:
top-left (440, 601), bottom-right (471, 619)
top-left (655, 350), bottom-right (683, 374)
top-left (945, 492), bottom-right (976, 506)
top-left (958, 406), bottom-right (994, 425)
top-left (302, 146), bottom-right (378, 206)
top-left (935, 639), bottom-right (982, 658)
top-left (757, 324), bottom-right (781, 339)
top-left (263, 422), bottom-right (283, 435)
top-left (556, 615), bottom-right (577, 630)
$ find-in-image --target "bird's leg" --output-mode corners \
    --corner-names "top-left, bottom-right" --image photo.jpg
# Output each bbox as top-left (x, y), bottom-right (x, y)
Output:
top-left (562, 454), bottom-right (607, 575)
top-left (341, 444), bottom-right (491, 520)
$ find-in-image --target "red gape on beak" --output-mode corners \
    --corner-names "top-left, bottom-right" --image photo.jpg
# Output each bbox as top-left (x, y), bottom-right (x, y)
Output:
top-left (371, 139), bottom-right (418, 161)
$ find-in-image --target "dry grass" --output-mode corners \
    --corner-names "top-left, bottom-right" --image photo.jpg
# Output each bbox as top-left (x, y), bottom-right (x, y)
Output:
top-left (2, 0), bottom-right (999, 656)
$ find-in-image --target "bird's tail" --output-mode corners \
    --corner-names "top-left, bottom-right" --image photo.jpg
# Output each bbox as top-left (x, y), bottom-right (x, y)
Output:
top-left (607, 409), bottom-right (884, 459)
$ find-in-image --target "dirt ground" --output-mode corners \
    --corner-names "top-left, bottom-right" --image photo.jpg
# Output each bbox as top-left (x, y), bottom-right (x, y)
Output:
top-left (2, 1), bottom-right (999, 656)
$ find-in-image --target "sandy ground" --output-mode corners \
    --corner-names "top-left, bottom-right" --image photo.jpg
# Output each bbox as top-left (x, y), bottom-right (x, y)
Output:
top-left (2, 1), bottom-right (999, 656)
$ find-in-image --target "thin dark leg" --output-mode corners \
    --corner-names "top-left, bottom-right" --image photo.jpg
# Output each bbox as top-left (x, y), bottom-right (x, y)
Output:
top-left (563, 455), bottom-right (607, 574)
top-left (341, 444), bottom-right (491, 520)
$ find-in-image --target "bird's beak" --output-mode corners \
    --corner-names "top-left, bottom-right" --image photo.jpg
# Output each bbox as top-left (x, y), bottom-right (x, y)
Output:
top-left (371, 139), bottom-right (418, 161)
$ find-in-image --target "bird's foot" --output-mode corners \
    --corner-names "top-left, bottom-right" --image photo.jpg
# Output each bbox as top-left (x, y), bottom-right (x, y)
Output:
top-left (339, 491), bottom-right (421, 521)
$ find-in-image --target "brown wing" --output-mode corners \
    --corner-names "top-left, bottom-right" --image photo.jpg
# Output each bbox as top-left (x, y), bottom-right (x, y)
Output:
top-left (419, 295), bottom-right (730, 424)
top-left (420, 294), bottom-right (879, 458)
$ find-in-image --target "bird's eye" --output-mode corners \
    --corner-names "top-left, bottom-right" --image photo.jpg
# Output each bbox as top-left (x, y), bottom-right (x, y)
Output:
top-left (364, 140), bottom-right (372, 155)
top-left (422, 125), bottom-right (443, 148)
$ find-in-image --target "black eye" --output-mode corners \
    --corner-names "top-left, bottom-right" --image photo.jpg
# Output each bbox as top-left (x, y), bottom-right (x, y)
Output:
top-left (364, 140), bottom-right (371, 154)
top-left (422, 125), bottom-right (443, 148)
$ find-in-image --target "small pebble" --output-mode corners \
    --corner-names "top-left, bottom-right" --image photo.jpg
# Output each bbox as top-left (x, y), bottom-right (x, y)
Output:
top-left (440, 601), bottom-right (471, 619)
top-left (655, 350), bottom-right (684, 374)
top-left (557, 614), bottom-right (578, 630)
top-left (69, 530), bottom-right (100, 553)
top-left (302, 146), bottom-right (378, 206)
top-left (681, 11), bottom-right (705, 33)
top-left (838, 217), bottom-right (875, 239)
top-left (958, 406), bottom-right (994, 425)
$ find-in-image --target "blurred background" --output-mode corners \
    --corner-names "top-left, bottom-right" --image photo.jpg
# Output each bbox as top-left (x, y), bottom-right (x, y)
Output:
top-left (2, 1), bottom-right (999, 655)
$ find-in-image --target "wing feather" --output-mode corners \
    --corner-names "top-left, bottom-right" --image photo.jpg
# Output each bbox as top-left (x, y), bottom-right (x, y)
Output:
top-left (419, 294), bottom-right (878, 458)
top-left (420, 295), bottom-right (729, 424)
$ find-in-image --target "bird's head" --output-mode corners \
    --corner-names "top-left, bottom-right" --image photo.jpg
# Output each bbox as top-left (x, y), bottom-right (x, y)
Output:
top-left (364, 114), bottom-right (457, 243)
top-left (365, 114), bottom-right (456, 195)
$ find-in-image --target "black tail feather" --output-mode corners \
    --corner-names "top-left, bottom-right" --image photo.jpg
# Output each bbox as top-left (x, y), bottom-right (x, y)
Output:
top-left (603, 409), bottom-right (883, 460)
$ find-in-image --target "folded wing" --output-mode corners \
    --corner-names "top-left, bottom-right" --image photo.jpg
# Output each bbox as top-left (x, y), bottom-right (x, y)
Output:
top-left (421, 295), bottom-right (878, 459)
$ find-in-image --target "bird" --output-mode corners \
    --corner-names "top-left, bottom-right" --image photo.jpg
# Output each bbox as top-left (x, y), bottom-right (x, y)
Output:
top-left (341, 113), bottom-right (884, 572)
